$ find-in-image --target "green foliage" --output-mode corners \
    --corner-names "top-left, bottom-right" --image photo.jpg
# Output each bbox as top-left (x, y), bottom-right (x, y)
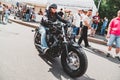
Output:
top-left (94, 0), bottom-right (98, 6)
top-left (94, 0), bottom-right (120, 20)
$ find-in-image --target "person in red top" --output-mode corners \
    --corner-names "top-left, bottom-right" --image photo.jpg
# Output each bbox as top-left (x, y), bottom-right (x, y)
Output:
top-left (106, 10), bottom-right (120, 60)
top-left (90, 12), bottom-right (100, 36)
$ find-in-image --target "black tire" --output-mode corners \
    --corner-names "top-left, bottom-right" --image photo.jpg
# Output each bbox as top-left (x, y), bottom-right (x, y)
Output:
top-left (34, 31), bottom-right (39, 45)
top-left (34, 31), bottom-right (42, 52)
top-left (61, 47), bottom-right (88, 78)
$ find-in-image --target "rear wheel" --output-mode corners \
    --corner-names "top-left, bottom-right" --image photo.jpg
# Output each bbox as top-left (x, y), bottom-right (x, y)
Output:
top-left (61, 47), bottom-right (88, 78)
top-left (34, 31), bottom-right (40, 44)
top-left (34, 30), bottom-right (42, 52)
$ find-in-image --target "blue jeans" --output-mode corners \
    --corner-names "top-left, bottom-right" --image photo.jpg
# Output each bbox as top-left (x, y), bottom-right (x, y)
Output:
top-left (25, 14), bottom-right (30, 21)
top-left (5, 14), bottom-right (9, 23)
top-left (100, 25), bottom-right (107, 35)
top-left (39, 26), bottom-right (48, 49)
top-left (73, 27), bottom-right (79, 36)
top-left (92, 23), bottom-right (98, 30)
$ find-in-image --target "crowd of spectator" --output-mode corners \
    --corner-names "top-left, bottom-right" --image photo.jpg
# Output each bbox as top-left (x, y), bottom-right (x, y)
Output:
top-left (13, 4), bottom-right (44, 22)
top-left (1, 1), bottom-right (109, 37)
top-left (0, 1), bottom-right (44, 25)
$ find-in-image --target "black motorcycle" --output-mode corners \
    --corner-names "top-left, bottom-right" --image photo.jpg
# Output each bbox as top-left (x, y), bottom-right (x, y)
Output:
top-left (34, 22), bottom-right (88, 78)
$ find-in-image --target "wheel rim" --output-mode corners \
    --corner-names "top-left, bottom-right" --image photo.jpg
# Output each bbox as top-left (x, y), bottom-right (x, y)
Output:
top-left (66, 51), bottom-right (80, 70)
top-left (34, 32), bottom-right (40, 44)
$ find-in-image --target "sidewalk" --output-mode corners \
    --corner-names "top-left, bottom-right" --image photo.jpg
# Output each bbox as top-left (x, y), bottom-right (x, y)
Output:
top-left (8, 15), bottom-right (108, 46)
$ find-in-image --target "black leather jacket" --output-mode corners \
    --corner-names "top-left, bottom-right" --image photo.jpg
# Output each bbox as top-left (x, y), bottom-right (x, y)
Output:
top-left (40, 10), bottom-right (68, 27)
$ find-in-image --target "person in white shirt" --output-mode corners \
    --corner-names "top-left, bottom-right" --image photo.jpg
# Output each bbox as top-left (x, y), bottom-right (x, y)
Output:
top-left (78, 9), bottom-right (85, 35)
top-left (78, 9), bottom-right (92, 47)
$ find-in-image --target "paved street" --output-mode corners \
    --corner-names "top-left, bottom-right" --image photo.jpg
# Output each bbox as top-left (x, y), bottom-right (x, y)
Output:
top-left (0, 22), bottom-right (120, 80)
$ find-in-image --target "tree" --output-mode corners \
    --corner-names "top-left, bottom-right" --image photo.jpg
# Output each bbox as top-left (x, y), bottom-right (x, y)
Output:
top-left (94, 0), bottom-right (120, 20)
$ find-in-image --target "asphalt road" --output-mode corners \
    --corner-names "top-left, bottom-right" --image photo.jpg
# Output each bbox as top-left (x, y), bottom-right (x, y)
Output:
top-left (0, 22), bottom-right (120, 80)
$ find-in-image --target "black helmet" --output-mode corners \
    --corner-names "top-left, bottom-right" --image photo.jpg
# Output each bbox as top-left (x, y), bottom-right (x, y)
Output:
top-left (49, 4), bottom-right (57, 9)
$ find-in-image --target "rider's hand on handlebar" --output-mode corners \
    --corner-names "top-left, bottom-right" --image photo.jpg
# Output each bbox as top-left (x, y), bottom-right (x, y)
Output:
top-left (47, 20), bottom-right (53, 25)
top-left (66, 22), bottom-right (71, 27)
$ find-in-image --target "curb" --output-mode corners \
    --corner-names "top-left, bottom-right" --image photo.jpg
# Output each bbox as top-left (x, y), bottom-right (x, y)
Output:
top-left (88, 37), bottom-right (107, 45)
top-left (9, 19), bottom-right (38, 29)
top-left (9, 18), bottom-right (107, 46)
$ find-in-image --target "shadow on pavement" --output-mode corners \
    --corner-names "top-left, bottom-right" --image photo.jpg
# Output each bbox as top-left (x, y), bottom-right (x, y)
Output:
top-left (75, 74), bottom-right (95, 80)
top-left (38, 54), bottom-right (95, 80)
top-left (83, 46), bottom-right (120, 64)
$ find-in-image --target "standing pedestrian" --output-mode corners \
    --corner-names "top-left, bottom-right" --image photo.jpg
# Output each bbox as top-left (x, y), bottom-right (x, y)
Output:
top-left (78, 9), bottom-right (92, 47)
top-left (100, 17), bottom-right (108, 36)
top-left (106, 10), bottom-right (120, 60)
top-left (3, 5), bottom-right (10, 24)
top-left (58, 8), bottom-right (64, 18)
top-left (90, 12), bottom-right (100, 37)
top-left (1, 4), bottom-right (6, 24)
top-left (0, 2), bottom-right (3, 23)
top-left (38, 8), bottom-right (43, 15)
top-left (25, 7), bottom-right (30, 22)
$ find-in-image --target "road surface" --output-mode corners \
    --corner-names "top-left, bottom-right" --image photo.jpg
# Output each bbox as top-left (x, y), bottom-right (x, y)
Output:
top-left (0, 22), bottom-right (120, 80)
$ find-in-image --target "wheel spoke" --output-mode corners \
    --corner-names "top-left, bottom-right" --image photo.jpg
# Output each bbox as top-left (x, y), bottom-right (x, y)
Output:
top-left (66, 51), bottom-right (80, 70)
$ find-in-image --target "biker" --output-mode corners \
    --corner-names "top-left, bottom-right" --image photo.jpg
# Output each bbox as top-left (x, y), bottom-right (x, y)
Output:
top-left (39, 4), bottom-right (69, 54)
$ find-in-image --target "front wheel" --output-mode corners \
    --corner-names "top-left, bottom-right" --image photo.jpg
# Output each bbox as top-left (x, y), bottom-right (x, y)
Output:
top-left (61, 47), bottom-right (88, 78)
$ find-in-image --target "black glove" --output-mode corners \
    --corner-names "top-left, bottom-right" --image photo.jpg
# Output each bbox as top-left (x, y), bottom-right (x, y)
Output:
top-left (66, 22), bottom-right (71, 27)
top-left (47, 20), bottom-right (53, 25)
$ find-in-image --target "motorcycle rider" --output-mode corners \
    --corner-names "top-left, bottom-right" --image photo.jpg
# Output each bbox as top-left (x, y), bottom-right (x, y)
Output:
top-left (39, 4), bottom-right (69, 54)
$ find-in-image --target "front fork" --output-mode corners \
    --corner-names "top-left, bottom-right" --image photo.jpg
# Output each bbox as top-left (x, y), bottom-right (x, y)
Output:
top-left (62, 26), bottom-right (69, 57)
